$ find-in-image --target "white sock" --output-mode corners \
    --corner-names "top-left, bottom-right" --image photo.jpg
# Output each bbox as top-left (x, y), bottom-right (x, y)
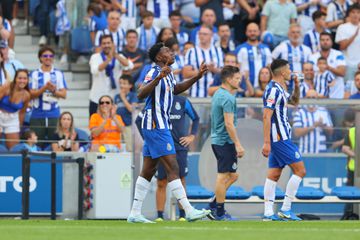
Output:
top-left (264, 178), bottom-right (277, 216)
top-left (281, 175), bottom-right (302, 212)
top-left (168, 179), bottom-right (194, 215)
top-left (130, 177), bottom-right (150, 216)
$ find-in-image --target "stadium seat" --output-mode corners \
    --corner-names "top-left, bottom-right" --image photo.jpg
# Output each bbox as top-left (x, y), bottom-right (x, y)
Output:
top-left (186, 185), bottom-right (214, 199)
top-left (10, 143), bottom-right (27, 153)
top-left (75, 128), bottom-right (90, 146)
top-left (331, 186), bottom-right (360, 200)
top-left (252, 186), bottom-right (285, 199)
top-left (295, 187), bottom-right (325, 200)
top-left (71, 26), bottom-right (93, 54)
top-left (226, 186), bottom-right (251, 199)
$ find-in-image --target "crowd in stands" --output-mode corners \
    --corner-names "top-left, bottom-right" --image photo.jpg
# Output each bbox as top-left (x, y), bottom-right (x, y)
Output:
top-left (0, 0), bottom-right (360, 155)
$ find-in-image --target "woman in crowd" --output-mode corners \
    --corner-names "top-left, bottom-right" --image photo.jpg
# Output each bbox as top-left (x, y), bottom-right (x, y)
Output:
top-left (156, 27), bottom-right (176, 43)
top-left (89, 95), bottom-right (124, 152)
top-left (0, 69), bottom-right (30, 149)
top-left (254, 67), bottom-right (272, 97)
top-left (51, 111), bottom-right (79, 152)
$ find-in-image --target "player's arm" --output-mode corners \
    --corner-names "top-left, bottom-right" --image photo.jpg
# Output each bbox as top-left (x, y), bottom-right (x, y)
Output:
top-left (137, 66), bottom-right (171, 99)
top-left (224, 112), bottom-right (245, 158)
top-left (288, 76), bottom-right (300, 106)
top-left (174, 62), bottom-right (208, 95)
top-left (262, 108), bottom-right (273, 157)
top-left (180, 99), bottom-right (200, 147)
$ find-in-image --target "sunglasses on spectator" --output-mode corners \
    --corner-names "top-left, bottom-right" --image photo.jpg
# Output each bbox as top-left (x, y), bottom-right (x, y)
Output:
top-left (41, 54), bottom-right (54, 58)
top-left (99, 101), bottom-right (111, 105)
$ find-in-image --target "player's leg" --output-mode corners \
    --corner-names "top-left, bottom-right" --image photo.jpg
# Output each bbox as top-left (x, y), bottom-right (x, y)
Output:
top-left (160, 154), bottom-right (210, 221)
top-left (209, 172), bottom-right (239, 211)
top-left (263, 168), bottom-right (283, 221)
top-left (178, 176), bottom-right (186, 220)
top-left (155, 162), bottom-right (167, 221)
top-left (177, 150), bottom-right (188, 220)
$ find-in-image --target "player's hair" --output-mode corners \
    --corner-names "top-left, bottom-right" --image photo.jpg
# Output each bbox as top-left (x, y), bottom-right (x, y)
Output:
top-left (320, 32), bottom-right (332, 39)
top-left (148, 42), bottom-right (165, 63)
top-left (126, 29), bottom-right (138, 37)
top-left (169, 10), bottom-right (181, 18)
top-left (119, 74), bottom-right (133, 84)
top-left (164, 37), bottom-right (179, 49)
top-left (99, 34), bottom-right (113, 44)
top-left (270, 59), bottom-right (289, 76)
top-left (317, 57), bottom-right (327, 63)
top-left (221, 65), bottom-right (240, 83)
top-left (141, 10), bottom-right (154, 19)
top-left (312, 10), bottom-right (326, 22)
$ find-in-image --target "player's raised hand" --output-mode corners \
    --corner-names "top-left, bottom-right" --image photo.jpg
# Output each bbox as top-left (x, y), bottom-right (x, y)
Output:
top-left (262, 143), bottom-right (271, 158)
top-left (198, 61), bottom-right (208, 77)
top-left (159, 62), bottom-right (171, 78)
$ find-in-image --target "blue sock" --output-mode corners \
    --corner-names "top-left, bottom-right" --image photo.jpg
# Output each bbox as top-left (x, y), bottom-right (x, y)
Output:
top-left (209, 196), bottom-right (217, 209)
top-left (157, 211), bottom-right (163, 219)
top-left (179, 209), bottom-right (185, 218)
top-left (216, 203), bottom-right (225, 217)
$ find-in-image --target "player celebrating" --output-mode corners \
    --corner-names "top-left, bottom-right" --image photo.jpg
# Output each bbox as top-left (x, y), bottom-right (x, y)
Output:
top-left (262, 59), bottom-right (306, 221)
top-left (127, 43), bottom-right (210, 223)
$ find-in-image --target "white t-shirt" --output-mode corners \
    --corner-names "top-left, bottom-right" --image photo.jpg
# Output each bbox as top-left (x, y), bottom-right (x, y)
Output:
top-left (335, 22), bottom-right (360, 67)
top-left (309, 49), bottom-right (346, 99)
top-left (89, 53), bottom-right (134, 103)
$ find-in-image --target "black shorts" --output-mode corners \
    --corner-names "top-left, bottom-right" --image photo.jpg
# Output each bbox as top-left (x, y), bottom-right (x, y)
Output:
top-left (157, 150), bottom-right (188, 180)
top-left (212, 143), bottom-right (238, 173)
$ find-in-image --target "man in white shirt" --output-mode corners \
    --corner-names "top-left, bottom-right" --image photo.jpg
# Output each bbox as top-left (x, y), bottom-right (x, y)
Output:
top-left (94, 10), bottom-right (126, 53)
top-left (335, 4), bottom-right (360, 83)
top-left (272, 23), bottom-right (312, 72)
top-left (310, 32), bottom-right (346, 99)
top-left (89, 34), bottom-right (133, 116)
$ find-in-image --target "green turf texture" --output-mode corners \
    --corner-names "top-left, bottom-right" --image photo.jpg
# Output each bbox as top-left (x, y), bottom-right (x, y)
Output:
top-left (1, 220), bottom-right (359, 240)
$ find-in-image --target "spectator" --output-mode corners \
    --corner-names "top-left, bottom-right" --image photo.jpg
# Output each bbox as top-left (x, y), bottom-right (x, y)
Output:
top-left (326, 0), bottom-right (352, 48)
top-left (89, 95), bottom-right (125, 152)
top-left (176, 0), bottom-right (200, 24)
top-left (169, 10), bottom-right (189, 52)
top-left (314, 57), bottom-right (336, 98)
top-left (112, 0), bottom-right (137, 30)
top-left (0, 69), bottom-right (30, 149)
top-left (136, 10), bottom-right (159, 51)
top-left (155, 27), bottom-right (176, 43)
top-left (29, 47), bottom-right (67, 148)
top-left (87, 2), bottom-right (108, 44)
top-left (95, 10), bottom-right (126, 53)
top-left (20, 129), bottom-right (41, 152)
top-left (295, 0), bottom-right (322, 33)
top-left (303, 10), bottom-right (328, 53)
top-left (293, 89), bottom-right (334, 153)
top-left (235, 22), bottom-right (272, 88)
top-left (37, 0), bottom-right (58, 46)
top-left (260, 0), bottom-right (297, 48)
top-left (0, 40), bottom-right (24, 80)
top-left (309, 32), bottom-right (346, 99)
top-left (349, 71), bottom-right (360, 98)
top-left (195, 0), bottom-right (224, 26)
top-left (214, 22), bottom-right (236, 54)
top-left (190, 9), bottom-right (218, 45)
top-left (55, 0), bottom-right (71, 64)
top-left (144, 0), bottom-right (175, 28)
top-left (183, 41), bottom-right (194, 56)
top-left (208, 52), bottom-right (254, 97)
top-left (0, 8), bottom-right (11, 46)
top-left (335, 4), bottom-right (360, 84)
top-left (114, 75), bottom-right (137, 152)
top-left (51, 111), bottom-right (79, 152)
top-left (183, 25), bottom-right (223, 97)
top-left (165, 37), bottom-right (184, 82)
top-left (272, 24), bottom-right (312, 73)
top-left (89, 34), bottom-right (133, 117)
top-left (122, 30), bottom-right (148, 81)
top-left (254, 66), bottom-right (272, 97)
top-left (300, 62), bottom-right (315, 98)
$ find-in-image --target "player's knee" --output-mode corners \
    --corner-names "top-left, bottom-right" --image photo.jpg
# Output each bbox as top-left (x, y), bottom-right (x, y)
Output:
top-left (157, 179), bottom-right (167, 189)
top-left (295, 169), bottom-right (306, 178)
top-left (267, 173), bottom-right (280, 182)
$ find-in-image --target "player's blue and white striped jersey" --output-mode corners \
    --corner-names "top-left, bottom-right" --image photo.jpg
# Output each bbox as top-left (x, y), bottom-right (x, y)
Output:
top-left (293, 107), bottom-right (333, 153)
top-left (184, 46), bottom-right (224, 97)
top-left (141, 65), bottom-right (177, 130)
top-left (119, 0), bottom-right (137, 18)
top-left (147, 0), bottom-right (175, 19)
top-left (263, 80), bottom-right (292, 143)
top-left (94, 28), bottom-right (126, 52)
top-left (314, 70), bottom-right (335, 97)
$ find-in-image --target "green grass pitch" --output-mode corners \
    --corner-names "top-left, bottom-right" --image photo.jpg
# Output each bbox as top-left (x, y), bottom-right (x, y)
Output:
top-left (0, 220), bottom-right (359, 240)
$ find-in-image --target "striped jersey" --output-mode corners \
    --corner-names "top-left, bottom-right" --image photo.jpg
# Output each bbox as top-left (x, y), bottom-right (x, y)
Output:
top-left (263, 80), bottom-right (292, 143)
top-left (314, 70), bottom-right (335, 97)
top-left (299, 81), bottom-right (312, 98)
top-left (119, 0), bottom-right (137, 18)
top-left (235, 42), bottom-right (272, 88)
top-left (295, 0), bottom-right (320, 17)
top-left (184, 45), bottom-right (224, 97)
top-left (147, 0), bottom-right (175, 19)
top-left (95, 28), bottom-right (126, 52)
top-left (293, 107), bottom-right (333, 153)
top-left (141, 65), bottom-right (177, 130)
top-left (303, 29), bottom-right (321, 53)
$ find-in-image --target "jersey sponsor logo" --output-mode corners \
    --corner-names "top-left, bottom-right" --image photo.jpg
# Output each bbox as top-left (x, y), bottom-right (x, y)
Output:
top-left (175, 102), bottom-right (181, 110)
top-left (167, 143), bottom-right (172, 151)
top-left (170, 114), bottom-right (181, 120)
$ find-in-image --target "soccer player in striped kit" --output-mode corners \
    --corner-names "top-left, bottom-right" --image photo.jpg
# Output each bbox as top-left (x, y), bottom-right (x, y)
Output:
top-left (262, 59), bottom-right (306, 221)
top-left (127, 42), bottom-right (210, 223)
